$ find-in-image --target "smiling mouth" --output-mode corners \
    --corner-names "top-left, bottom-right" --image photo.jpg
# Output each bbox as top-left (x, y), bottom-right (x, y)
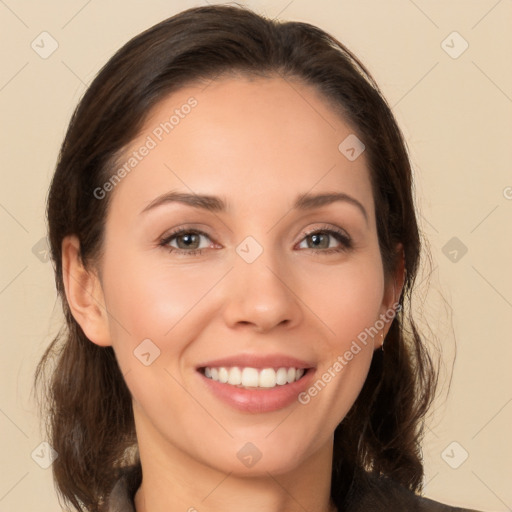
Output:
top-left (199, 366), bottom-right (309, 389)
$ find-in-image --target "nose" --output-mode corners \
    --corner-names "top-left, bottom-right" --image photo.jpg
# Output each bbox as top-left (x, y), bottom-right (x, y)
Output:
top-left (221, 249), bottom-right (303, 333)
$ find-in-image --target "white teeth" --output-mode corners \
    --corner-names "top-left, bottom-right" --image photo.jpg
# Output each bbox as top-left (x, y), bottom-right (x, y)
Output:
top-left (218, 367), bottom-right (229, 384)
top-left (241, 367), bottom-right (259, 387)
top-left (259, 368), bottom-right (276, 388)
top-left (276, 367), bottom-right (288, 385)
top-left (228, 367), bottom-right (242, 385)
top-left (203, 366), bottom-right (306, 388)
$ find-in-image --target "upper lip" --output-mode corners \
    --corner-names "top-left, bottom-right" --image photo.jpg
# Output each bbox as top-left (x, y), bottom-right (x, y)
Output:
top-left (196, 353), bottom-right (316, 370)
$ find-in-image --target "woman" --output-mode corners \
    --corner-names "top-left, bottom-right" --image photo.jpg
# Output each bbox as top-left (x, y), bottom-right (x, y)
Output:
top-left (35, 5), bottom-right (483, 512)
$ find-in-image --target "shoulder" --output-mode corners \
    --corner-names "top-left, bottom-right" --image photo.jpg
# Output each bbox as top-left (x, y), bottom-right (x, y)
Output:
top-left (344, 472), bottom-right (482, 512)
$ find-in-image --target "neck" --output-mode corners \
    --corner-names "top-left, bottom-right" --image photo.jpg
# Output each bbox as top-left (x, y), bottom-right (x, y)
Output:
top-left (133, 410), bottom-right (337, 512)
top-left (134, 472), bottom-right (337, 512)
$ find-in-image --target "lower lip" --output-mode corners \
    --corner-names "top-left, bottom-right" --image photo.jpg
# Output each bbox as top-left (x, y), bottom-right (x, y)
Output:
top-left (197, 369), bottom-right (315, 413)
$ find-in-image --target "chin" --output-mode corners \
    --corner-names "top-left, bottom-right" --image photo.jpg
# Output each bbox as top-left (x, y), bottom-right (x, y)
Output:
top-left (193, 432), bottom-right (322, 478)
top-left (209, 451), bottom-right (307, 478)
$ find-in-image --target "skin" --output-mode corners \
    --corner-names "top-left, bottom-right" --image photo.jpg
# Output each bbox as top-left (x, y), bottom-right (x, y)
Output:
top-left (62, 75), bottom-right (404, 512)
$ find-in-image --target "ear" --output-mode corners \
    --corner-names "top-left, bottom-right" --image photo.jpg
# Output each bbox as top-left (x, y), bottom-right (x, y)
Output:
top-left (61, 235), bottom-right (111, 347)
top-left (375, 243), bottom-right (406, 350)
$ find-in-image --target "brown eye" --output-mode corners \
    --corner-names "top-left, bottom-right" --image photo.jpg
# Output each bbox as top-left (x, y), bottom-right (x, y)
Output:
top-left (297, 228), bottom-right (352, 253)
top-left (160, 228), bottom-right (213, 255)
top-left (174, 232), bottom-right (202, 250)
top-left (306, 232), bottom-right (331, 249)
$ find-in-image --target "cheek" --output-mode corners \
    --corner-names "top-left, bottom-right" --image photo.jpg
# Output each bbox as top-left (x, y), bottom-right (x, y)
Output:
top-left (102, 250), bottom-right (216, 338)
top-left (297, 253), bottom-right (385, 349)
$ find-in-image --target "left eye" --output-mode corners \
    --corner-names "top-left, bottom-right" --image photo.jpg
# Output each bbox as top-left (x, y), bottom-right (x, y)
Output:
top-left (297, 229), bottom-right (351, 251)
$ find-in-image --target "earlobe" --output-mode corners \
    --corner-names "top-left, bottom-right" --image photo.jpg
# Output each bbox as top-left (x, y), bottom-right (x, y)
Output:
top-left (61, 235), bottom-right (112, 347)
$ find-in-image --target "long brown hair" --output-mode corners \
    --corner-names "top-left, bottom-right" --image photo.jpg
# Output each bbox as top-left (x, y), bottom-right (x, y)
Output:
top-left (35, 4), bottom-right (438, 511)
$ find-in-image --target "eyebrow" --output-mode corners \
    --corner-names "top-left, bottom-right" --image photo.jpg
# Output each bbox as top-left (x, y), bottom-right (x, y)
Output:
top-left (140, 190), bottom-right (368, 223)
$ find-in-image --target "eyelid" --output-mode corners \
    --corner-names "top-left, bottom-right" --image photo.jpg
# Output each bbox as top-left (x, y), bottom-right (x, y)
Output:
top-left (299, 224), bottom-right (351, 242)
top-left (160, 226), bottom-right (211, 241)
top-left (296, 224), bottom-right (352, 252)
top-left (159, 226), bottom-right (215, 251)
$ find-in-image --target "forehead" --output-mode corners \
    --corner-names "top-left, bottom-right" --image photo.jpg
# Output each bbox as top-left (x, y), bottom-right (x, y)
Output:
top-left (107, 76), bottom-right (373, 219)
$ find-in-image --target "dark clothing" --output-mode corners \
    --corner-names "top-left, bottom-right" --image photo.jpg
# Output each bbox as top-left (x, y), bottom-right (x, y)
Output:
top-left (104, 465), bottom-right (481, 512)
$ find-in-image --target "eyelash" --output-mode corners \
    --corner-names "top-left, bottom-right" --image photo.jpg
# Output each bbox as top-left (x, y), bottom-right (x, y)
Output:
top-left (159, 227), bottom-right (214, 257)
top-left (158, 225), bottom-right (352, 257)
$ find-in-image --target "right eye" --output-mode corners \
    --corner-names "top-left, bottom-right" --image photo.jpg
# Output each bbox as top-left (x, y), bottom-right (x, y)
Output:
top-left (159, 228), bottom-right (216, 256)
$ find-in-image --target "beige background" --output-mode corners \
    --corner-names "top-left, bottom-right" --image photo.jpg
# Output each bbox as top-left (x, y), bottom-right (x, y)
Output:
top-left (1, 1), bottom-right (511, 511)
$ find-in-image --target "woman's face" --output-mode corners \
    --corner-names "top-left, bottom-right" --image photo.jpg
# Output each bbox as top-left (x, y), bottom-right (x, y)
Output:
top-left (92, 76), bottom-right (398, 475)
